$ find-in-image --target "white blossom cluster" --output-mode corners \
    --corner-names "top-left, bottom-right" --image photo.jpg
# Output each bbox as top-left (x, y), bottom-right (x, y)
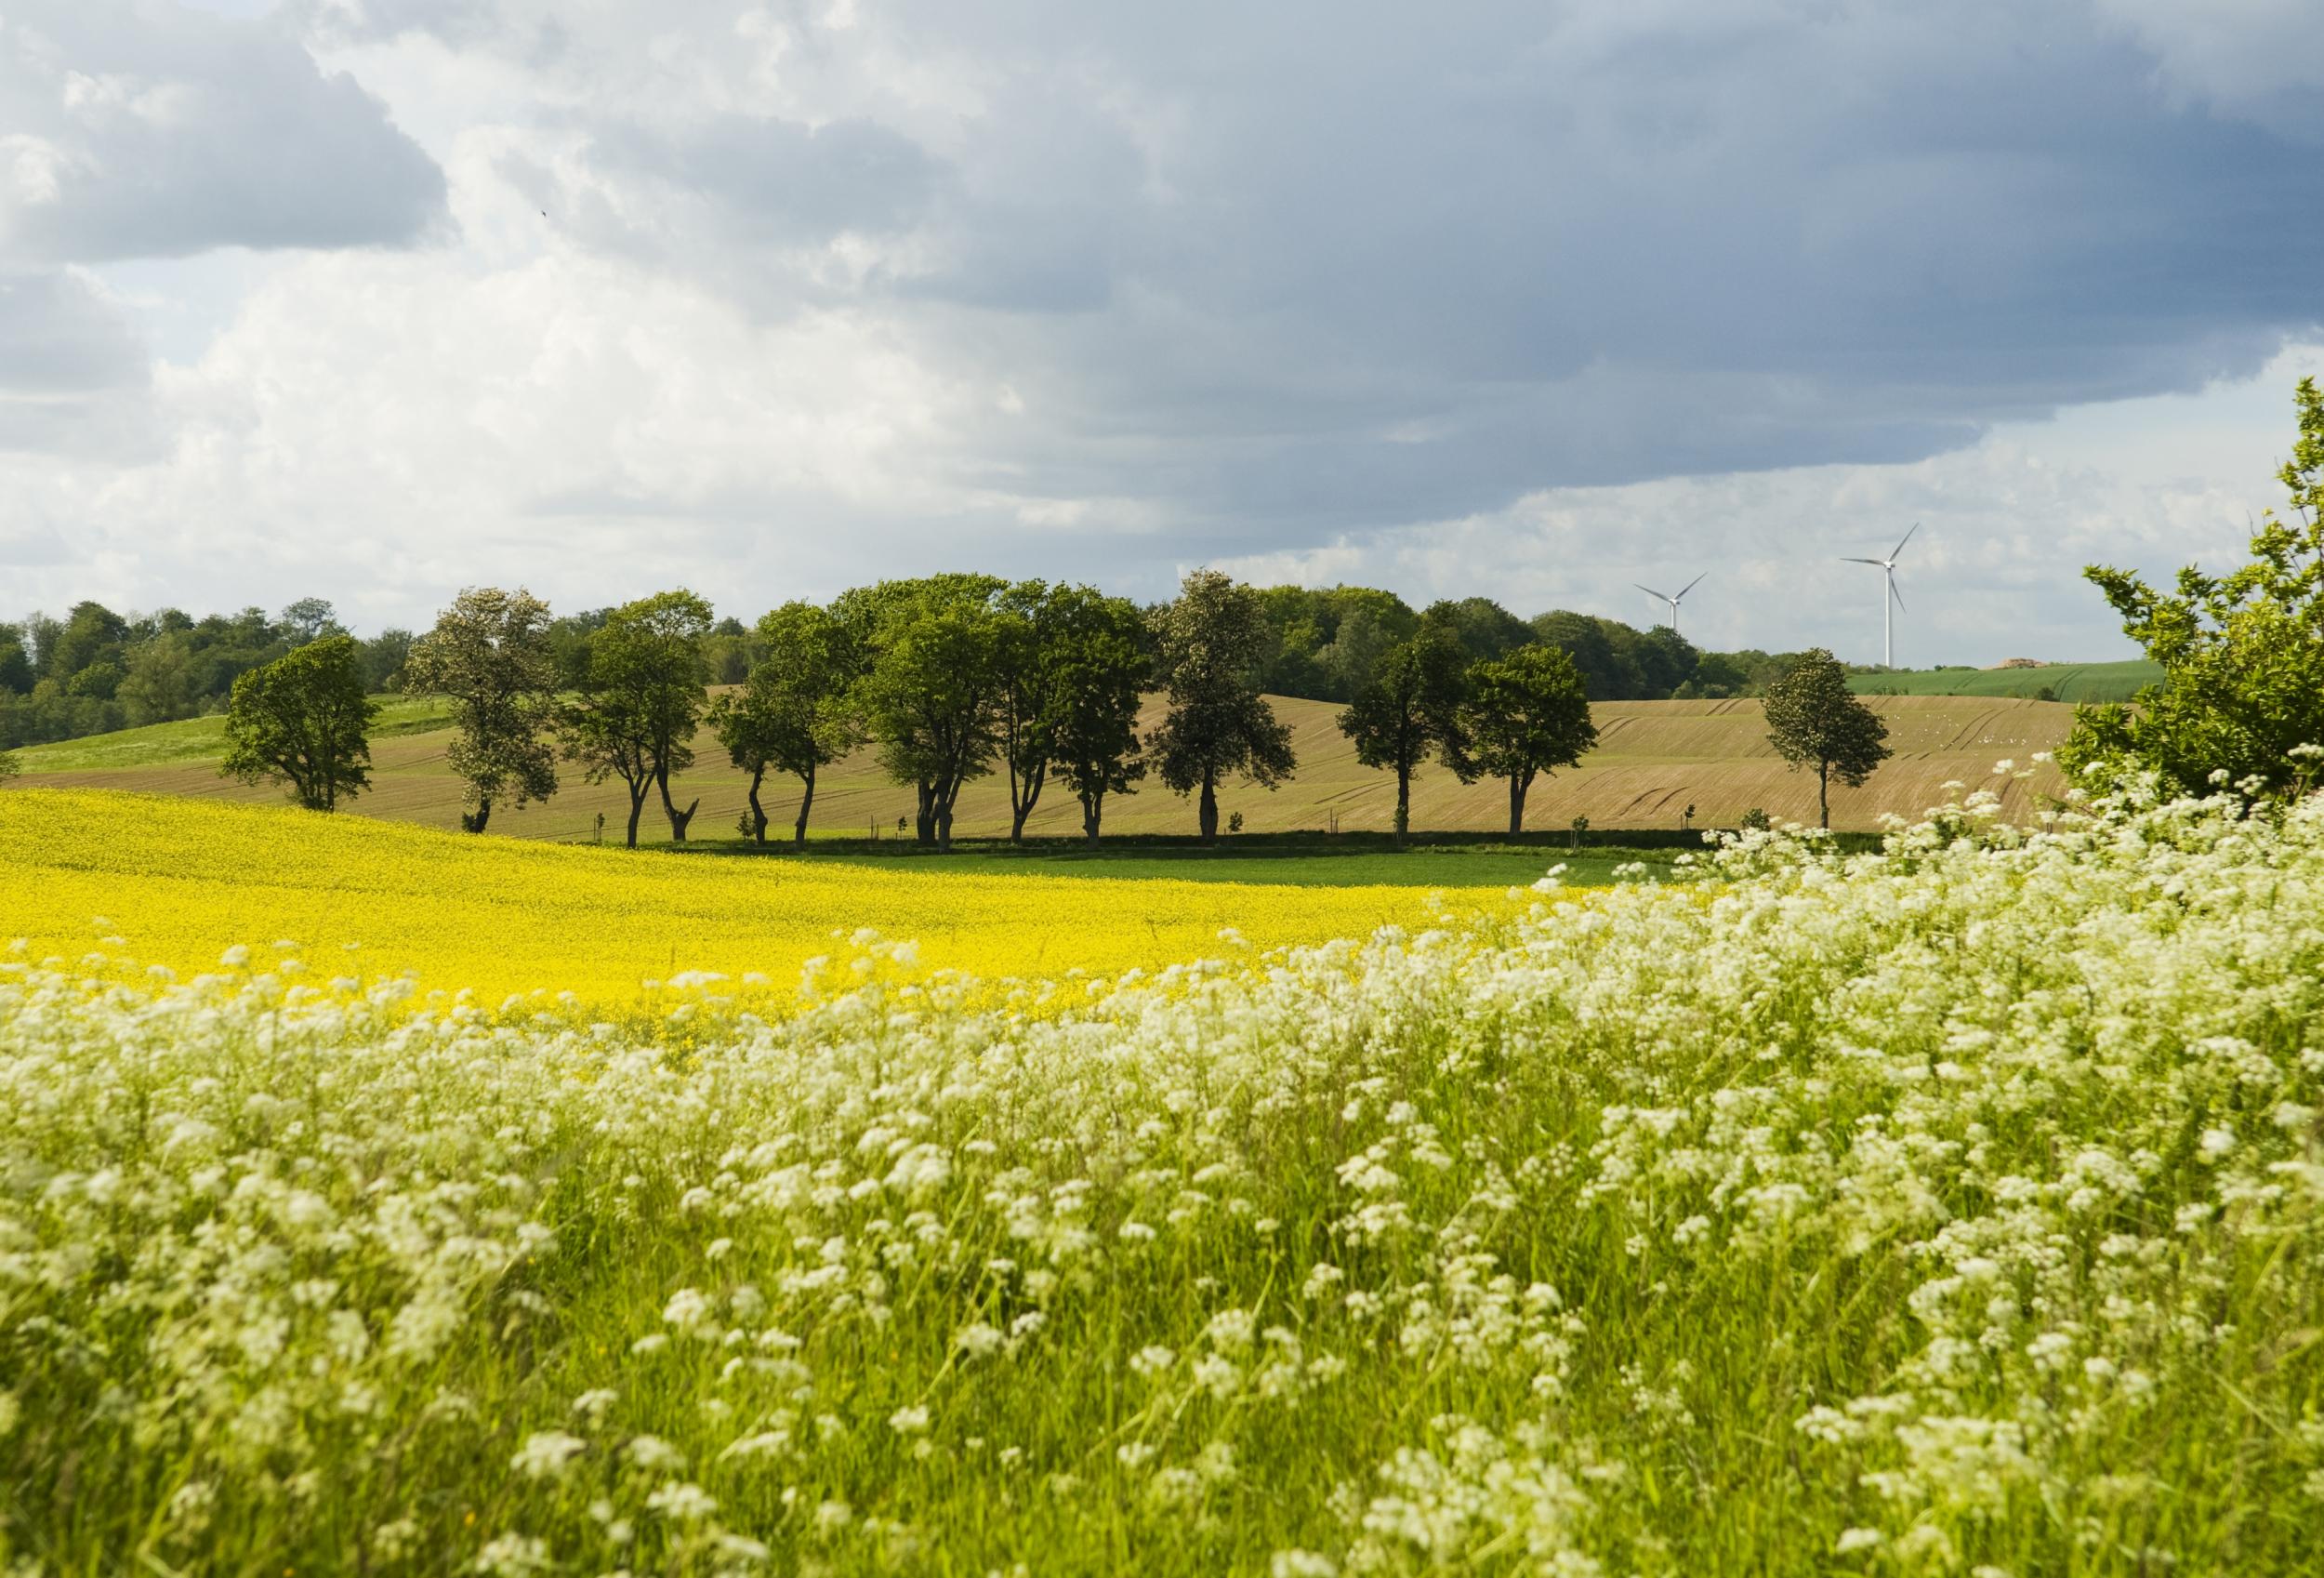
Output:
top-left (4, 776), bottom-right (2323, 1573)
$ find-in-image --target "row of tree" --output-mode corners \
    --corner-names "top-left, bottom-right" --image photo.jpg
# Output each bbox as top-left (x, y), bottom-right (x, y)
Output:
top-left (4, 578), bottom-right (1847, 755)
top-left (214, 569), bottom-right (1906, 842)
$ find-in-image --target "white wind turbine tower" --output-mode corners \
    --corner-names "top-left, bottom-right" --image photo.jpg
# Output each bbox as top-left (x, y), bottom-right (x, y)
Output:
top-left (1632, 572), bottom-right (1706, 635)
top-left (1842, 523), bottom-right (1918, 668)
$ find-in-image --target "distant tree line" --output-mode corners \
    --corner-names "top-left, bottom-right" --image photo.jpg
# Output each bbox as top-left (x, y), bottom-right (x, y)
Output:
top-left (0, 598), bottom-right (407, 750)
top-left (191, 571), bottom-right (1646, 845)
top-left (8, 576), bottom-right (1894, 841)
top-left (1251, 587), bottom-right (1818, 706)
top-left (0, 580), bottom-right (1828, 757)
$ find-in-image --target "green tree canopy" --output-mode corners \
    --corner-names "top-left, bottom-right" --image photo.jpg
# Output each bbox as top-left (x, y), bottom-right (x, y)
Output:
top-left (1337, 625), bottom-right (1473, 843)
top-left (1462, 643), bottom-right (1598, 834)
top-left (1428, 596), bottom-right (1537, 664)
top-left (2058, 378), bottom-right (2324, 802)
top-left (1763, 647), bottom-right (1891, 828)
top-left (218, 634), bottom-right (377, 811)
top-left (710, 601), bottom-right (862, 845)
top-left (560, 590), bottom-right (712, 847)
top-left (1146, 570), bottom-right (1297, 842)
top-left (1042, 586), bottom-right (1150, 846)
top-left (843, 575), bottom-right (1009, 852)
top-left (403, 587), bottom-right (562, 835)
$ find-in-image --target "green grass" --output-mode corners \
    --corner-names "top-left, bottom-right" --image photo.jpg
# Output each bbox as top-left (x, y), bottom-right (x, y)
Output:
top-left (15, 696), bottom-right (451, 772)
top-left (681, 841), bottom-right (1695, 888)
top-left (1847, 657), bottom-right (2160, 702)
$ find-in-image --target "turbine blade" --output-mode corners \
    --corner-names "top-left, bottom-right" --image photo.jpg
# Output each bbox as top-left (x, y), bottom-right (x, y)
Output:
top-left (1676, 571), bottom-right (1706, 600)
top-left (1633, 583), bottom-right (1669, 601)
top-left (1891, 521), bottom-right (1919, 559)
top-left (1840, 557), bottom-right (1886, 565)
top-left (1889, 574), bottom-right (1906, 613)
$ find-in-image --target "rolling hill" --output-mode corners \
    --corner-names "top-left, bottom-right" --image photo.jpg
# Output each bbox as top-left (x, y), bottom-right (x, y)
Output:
top-left (6, 693), bottom-right (2071, 840)
top-left (1848, 657), bottom-right (2160, 703)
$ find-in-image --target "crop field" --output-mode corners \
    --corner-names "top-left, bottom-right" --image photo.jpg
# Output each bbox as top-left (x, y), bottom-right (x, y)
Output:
top-left (1848, 658), bottom-right (2161, 703)
top-left (5, 776), bottom-right (2322, 1574)
top-left (0, 789), bottom-right (1518, 1013)
top-left (7, 694), bottom-right (2070, 840)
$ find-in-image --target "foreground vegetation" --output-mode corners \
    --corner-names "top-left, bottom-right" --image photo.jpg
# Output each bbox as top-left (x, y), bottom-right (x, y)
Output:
top-left (6, 773), bottom-right (2323, 1573)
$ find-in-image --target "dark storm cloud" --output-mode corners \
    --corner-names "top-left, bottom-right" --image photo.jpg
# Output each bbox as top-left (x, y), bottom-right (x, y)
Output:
top-left (0, 0), bottom-right (448, 265)
top-left (455, 0), bottom-right (2321, 550)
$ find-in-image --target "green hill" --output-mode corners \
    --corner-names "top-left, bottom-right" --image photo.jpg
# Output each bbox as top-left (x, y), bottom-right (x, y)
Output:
top-left (1848, 658), bottom-right (2159, 703)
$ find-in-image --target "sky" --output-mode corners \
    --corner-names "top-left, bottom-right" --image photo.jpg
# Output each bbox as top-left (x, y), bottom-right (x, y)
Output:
top-left (2, 0), bottom-right (2319, 666)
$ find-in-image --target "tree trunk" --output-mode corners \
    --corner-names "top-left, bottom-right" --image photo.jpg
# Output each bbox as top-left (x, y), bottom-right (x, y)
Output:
top-left (1507, 774), bottom-right (1526, 837)
top-left (656, 766), bottom-right (697, 841)
top-left (1393, 764), bottom-right (1411, 847)
top-left (1010, 762), bottom-right (1044, 843)
top-left (1081, 790), bottom-right (1103, 847)
top-left (625, 782), bottom-right (647, 848)
top-left (462, 796), bottom-right (493, 835)
top-left (745, 769), bottom-right (769, 844)
top-left (916, 780), bottom-right (936, 845)
top-left (1198, 774), bottom-right (1219, 843)
top-left (793, 764), bottom-right (814, 847)
top-left (937, 792), bottom-right (956, 853)
top-left (1818, 761), bottom-right (1830, 829)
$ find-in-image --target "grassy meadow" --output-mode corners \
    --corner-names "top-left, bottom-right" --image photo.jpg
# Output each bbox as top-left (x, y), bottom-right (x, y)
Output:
top-left (6, 692), bottom-right (2070, 840)
top-left (6, 777), bottom-right (2323, 1574)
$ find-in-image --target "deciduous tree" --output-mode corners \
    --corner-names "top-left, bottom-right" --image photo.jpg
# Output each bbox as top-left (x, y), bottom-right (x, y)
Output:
top-left (279, 597), bottom-right (346, 645)
top-left (218, 634), bottom-right (377, 811)
top-left (852, 577), bottom-right (1006, 853)
top-left (986, 582), bottom-right (1151, 844)
top-left (1462, 643), bottom-right (1597, 834)
top-left (403, 587), bottom-right (562, 835)
top-left (1146, 570), bottom-right (1297, 842)
top-left (561, 590), bottom-right (712, 847)
top-left (1041, 586), bottom-right (1149, 845)
top-left (1337, 624), bottom-right (1472, 844)
top-left (710, 602), bottom-right (861, 844)
top-left (2058, 378), bottom-right (2324, 802)
top-left (1763, 647), bottom-right (1890, 828)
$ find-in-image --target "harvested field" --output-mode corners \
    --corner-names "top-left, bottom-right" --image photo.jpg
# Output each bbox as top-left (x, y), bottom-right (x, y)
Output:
top-left (7, 694), bottom-right (2069, 840)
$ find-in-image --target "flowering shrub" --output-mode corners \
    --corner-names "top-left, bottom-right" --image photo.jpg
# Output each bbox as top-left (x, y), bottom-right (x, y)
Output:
top-left (4, 778), bottom-right (2323, 1573)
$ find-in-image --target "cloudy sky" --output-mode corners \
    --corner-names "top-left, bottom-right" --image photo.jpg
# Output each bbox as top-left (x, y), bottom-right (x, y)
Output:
top-left (3, 0), bottom-right (2319, 664)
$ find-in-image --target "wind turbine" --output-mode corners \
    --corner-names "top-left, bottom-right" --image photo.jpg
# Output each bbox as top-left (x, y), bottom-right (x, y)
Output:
top-left (1842, 523), bottom-right (1917, 668)
top-left (1632, 572), bottom-right (1706, 635)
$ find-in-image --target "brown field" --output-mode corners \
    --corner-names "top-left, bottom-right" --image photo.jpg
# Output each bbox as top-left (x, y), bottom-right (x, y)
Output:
top-left (10, 694), bottom-right (2069, 843)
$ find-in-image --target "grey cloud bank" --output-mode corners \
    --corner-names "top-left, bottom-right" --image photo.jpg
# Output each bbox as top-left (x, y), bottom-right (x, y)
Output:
top-left (1, 0), bottom-right (2320, 661)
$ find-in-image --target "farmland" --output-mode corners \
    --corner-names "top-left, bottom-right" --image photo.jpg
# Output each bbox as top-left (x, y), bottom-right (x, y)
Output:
top-left (0, 788), bottom-right (1517, 1011)
top-left (1847, 657), bottom-right (2161, 703)
top-left (6, 777), bottom-right (2322, 1574)
top-left (6, 692), bottom-right (2069, 839)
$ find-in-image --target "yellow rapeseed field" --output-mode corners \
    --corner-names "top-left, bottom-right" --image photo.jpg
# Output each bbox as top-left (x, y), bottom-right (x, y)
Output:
top-left (0, 788), bottom-right (1510, 1012)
